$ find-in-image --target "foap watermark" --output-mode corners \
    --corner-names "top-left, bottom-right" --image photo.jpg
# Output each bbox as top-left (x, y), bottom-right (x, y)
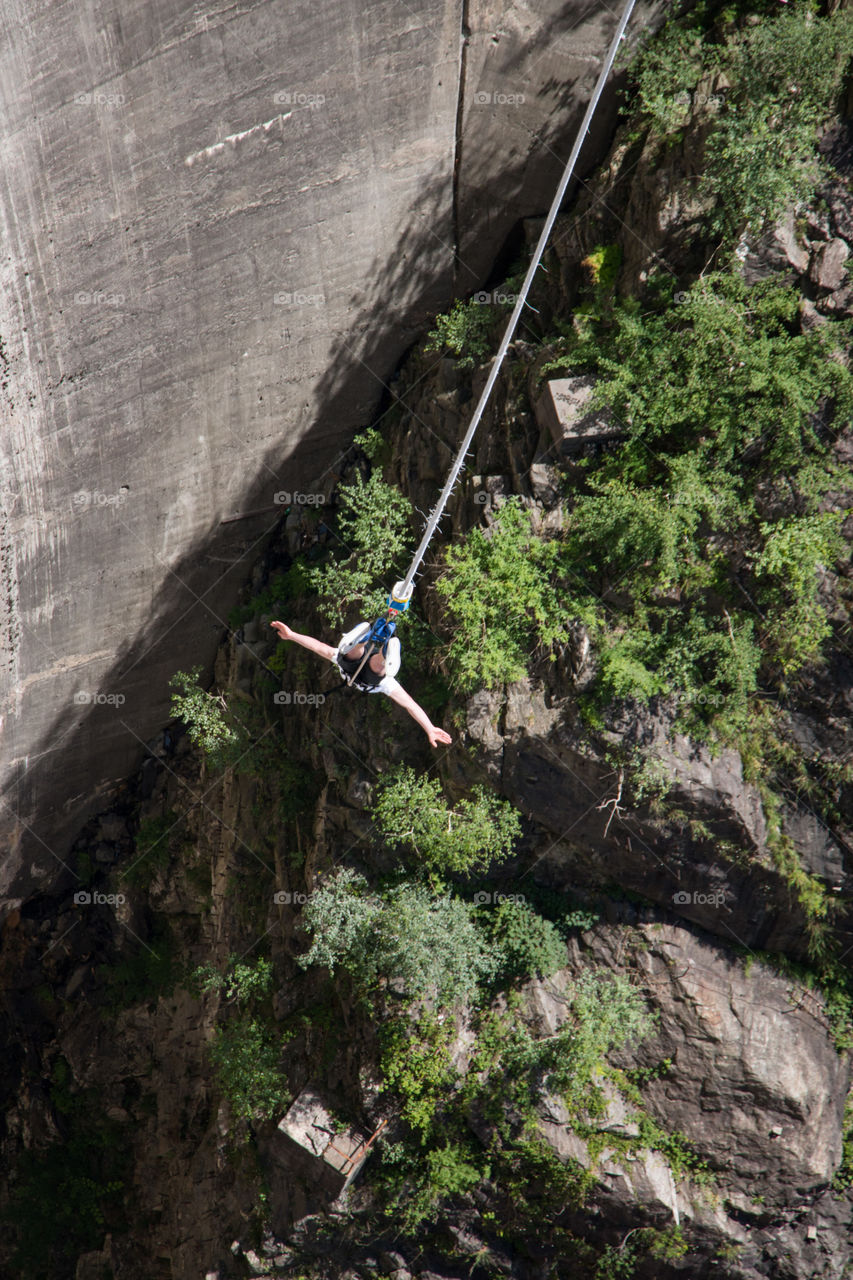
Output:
top-left (273, 291), bottom-right (325, 307)
top-left (273, 90), bottom-right (326, 109)
top-left (74, 889), bottom-right (127, 906)
top-left (73, 90), bottom-right (126, 108)
top-left (473, 891), bottom-right (526, 906)
top-left (673, 289), bottom-right (727, 305)
top-left (274, 490), bottom-right (326, 506)
top-left (473, 289), bottom-right (519, 306)
top-left (74, 289), bottom-right (126, 306)
top-left (474, 491), bottom-right (507, 509)
top-left (672, 889), bottom-right (727, 908)
top-left (672, 691), bottom-right (726, 709)
top-left (74, 690), bottom-right (126, 707)
top-left (273, 890), bottom-right (311, 905)
top-left (673, 89), bottom-right (725, 110)
top-left (72, 488), bottom-right (129, 509)
top-left (274, 691), bottom-right (326, 706)
top-left (473, 90), bottom-right (525, 106)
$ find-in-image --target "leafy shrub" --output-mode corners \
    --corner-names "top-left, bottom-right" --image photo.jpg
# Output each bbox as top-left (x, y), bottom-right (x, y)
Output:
top-left (704, 10), bottom-right (853, 236)
top-left (297, 869), bottom-right (381, 975)
top-left (504, 970), bottom-right (651, 1113)
top-left (380, 1013), bottom-right (458, 1138)
top-left (488, 898), bottom-right (567, 983)
top-left (193, 956), bottom-right (275, 1003)
top-left (309, 470), bottom-right (413, 626)
top-left (169, 667), bottom-right (242, 770)
top-left (753, 512), bottom-right (845, 674)
top-left (299, 870), bottom-right (495, 1004)
top-left (632, 7), bottom-right (853, 237)
top-left (372, 765), bottom-right (521, 874)
top-left (425, 298), bottom-right (496, 370)
top-left (5, 1090), bottom-right (128, 1278)
top-left (547, 270), bottom-right (851, 725)
top-left (209, 1018), bottom-right (290, 1122)
top-left (436, 498), bottom-right (570, 691)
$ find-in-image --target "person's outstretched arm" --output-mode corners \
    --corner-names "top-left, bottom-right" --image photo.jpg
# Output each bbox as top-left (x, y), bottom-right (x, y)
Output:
top-left (386, 683), bottom-right (452, 748)
top-left (270, 620), bottom-right (338, 663)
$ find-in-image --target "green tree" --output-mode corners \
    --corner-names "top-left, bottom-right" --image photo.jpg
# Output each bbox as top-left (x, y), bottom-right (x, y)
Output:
top-left (372, 765), bottom-right (521, 874)
top-left (488, 898), bottom-right (568, 982)
top-left (704, 9), bottom-right (853, 236)
top-left (436, 498), bottom-right (572, 691)
top-left (209, 1019), bottom-right (290, 1122)
top-left (425, 298), bottom-right (496, 370)
top-left (753, 512), bottom-right (846, 674)
top-left (310, 470), bottom-right (413, 626)
top-left (632, 8), bottom-right (853, 239)
top-left (299, 870), bottom-right (495, 1004)
top-left (169, 667), bottom-right (242, 770)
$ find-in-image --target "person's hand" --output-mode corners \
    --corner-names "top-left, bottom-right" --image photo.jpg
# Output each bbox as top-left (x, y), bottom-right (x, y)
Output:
top-left (428, 726), bottom-right (453, 748)
top-left (270, 620), bottom-right (293, 641)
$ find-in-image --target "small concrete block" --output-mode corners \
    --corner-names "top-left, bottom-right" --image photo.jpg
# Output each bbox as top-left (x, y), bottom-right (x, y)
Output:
top-left (535, 375), bottom-right (623, 454)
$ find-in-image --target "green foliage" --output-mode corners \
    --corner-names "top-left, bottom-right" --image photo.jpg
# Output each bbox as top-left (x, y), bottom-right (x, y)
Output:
top-left (299, 870), bottom-right (495, 1004)
top-left (5, 1074), bottom-right (128, 1277)
top-left (372, 765), bottom-right (521, 874)
top-left (102, 916), bottom-right (178, 1010)
top-left (169, 667), bottom-right (242, 770)
top-left (832, 1090), bottom-right (853, 1192)
top-left (753, 512), bottom-right (846, 674)
top-left (209, 1017), bottom-right (290, 1122)
top-left (487, 898), bottom-right (567, 983)
top-left (298, 869), bottom-right (381, 975)
top-left (191, 958), bottom-right (289, 1125)
top-left (586, 273), bottom-right (850, 486)
top-left (122, 811), bottom-right (179, 888)
top-left (376, 1135), bottom-right (489, 1232)
top-left (545, 269), bottom-right (852, 730)
top-left (535, 971), bottom-right (652, 1111)
top-left (647, 1225), bottom-right (689, 1261)
top-left (168, 671), bottom-right (314, 820)
top-left (192, 956), bottom-right (274, 1004)
top-left (424, 1142), bottom-right (483, 1199)
top-left (633, 1113), bottom-right (711, 1183)
top-left (309, 470), bottom-right (413, 625)
top-left (582, 243), bottom-right (622, 294)
top-left (632, 19), bottom-right (709, 134)
top-left (594, 1241), bottom-right (639, 1280)
top-left (425, 298), bottom-right (496, 370)
top-left (465, 972), bottom-right (651, 1130)
top-left (380, 1013), bottom-right (458, 1139)
top-left (704, 9), bottom-right (853, 236)
top-left (632, 7), bottom-right (853, 238)
top-left (436, 498), bottom-right (570, 691)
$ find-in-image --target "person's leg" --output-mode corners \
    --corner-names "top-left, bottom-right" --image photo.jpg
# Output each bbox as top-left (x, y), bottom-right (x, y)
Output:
top-left (270, 621), bottom-right (337, 663)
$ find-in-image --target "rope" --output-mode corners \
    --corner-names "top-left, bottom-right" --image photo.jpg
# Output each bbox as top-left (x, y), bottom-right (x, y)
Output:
top-left (397, 0), bottom-right (638, 597)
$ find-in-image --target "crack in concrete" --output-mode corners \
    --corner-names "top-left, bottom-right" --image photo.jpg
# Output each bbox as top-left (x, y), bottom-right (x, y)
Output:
top-left (452, 0), bottom-right (472, 291)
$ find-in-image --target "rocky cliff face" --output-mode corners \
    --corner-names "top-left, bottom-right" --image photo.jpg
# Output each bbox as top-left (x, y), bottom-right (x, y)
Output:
top-left (0, 0), bottom-right (658, 912)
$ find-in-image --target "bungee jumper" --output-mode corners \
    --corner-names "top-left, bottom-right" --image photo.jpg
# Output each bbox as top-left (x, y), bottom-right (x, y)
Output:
top-left (271, 581), bottom-right (452, 748)
top-left (270, 0), bottom-right (636, 749)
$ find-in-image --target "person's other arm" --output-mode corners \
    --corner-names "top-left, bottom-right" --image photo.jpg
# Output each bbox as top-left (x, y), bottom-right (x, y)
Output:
top-left (270, 621), bottom-right (337, 663)
top-left (386, 683), bottom-right (452, 747)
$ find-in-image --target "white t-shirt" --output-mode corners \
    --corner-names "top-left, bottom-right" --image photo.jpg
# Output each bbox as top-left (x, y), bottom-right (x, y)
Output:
top-left (334, 622), bottom-right (401, 696)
